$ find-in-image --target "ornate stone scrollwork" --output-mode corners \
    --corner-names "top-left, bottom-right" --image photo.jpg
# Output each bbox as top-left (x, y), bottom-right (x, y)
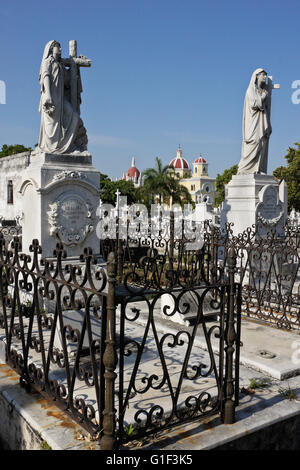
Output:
top-left (47, 193), bottom-right (95, 246)
top-left (53, 170), bottom-right (88, 181)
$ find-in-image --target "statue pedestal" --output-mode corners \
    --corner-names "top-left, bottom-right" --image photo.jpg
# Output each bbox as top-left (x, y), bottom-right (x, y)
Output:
top-left (19, 152), bottom-right (101, 258)
top-left (220, 173), bottom-right (287, 237)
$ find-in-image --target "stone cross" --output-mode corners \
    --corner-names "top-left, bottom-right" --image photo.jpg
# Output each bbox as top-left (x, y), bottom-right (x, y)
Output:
top-left (115, 189), bottom-right (121, 211)
top-left (63, 40), bottom-right (91, 114)
top-left (265, 76), bottom-right (280, 158)
top-left (267, 76), bottom-right (280, 114)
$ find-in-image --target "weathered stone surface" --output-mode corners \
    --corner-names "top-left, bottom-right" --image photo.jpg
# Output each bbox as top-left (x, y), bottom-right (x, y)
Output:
top-left (0, 151), bottom-right (101, 257)
top-left (54, 309), bottom-right (102, 354)
top-left (221, 173), bottom-right (286, 237)
top-left (36, 40), bottom-right (91, 155)
top-left (237, 69), bottom-right (279, 175)
top-left (256, 183), bottom-right (285, 237)
top-left (160, 289), bottom-right (220, 326)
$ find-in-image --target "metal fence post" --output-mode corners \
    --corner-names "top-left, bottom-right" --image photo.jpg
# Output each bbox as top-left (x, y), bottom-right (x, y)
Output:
top-left (223, 246), bottom-right (237, 424)
top-left (209, 225), bottom-right (215, 284)
top-left (116, 216), bottom-right (123, 284)
top-left (101, 252), bottom-right (117, 450)
top-left (169, 210), bottom-right (174, 271)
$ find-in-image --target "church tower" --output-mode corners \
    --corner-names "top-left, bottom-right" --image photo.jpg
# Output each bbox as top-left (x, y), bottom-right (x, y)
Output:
top-left (193, 156), bottom-right (208, 177)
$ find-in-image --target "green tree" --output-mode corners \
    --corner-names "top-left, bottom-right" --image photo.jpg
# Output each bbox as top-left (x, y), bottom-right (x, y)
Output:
top-left (167, 176), bottom-right (193, 207)
top-left (273, 142), bottom-right (300, 211)
top-left (100, 173), bottom-right (138, 205)
top-left (0, 144), bottom-right (32, 158)
top-left (142, 156), bottom-right (192, 208)
top-left (142, 157), bottom-right (173, 204)
top-left (214, 164), bottom-right (238, 207)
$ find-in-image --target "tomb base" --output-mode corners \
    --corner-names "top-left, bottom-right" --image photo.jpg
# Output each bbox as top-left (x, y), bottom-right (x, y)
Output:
top-left (16, 151), bottom-right (101, 258)
top-left (220, 173), bottom-right (287, 238)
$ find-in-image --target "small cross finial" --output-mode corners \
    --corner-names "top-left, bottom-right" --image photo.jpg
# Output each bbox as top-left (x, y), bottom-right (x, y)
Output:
top-left (115, 188), bottom-right (121, 209)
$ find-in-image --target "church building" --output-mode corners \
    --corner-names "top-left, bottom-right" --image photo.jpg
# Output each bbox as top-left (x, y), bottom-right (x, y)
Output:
top-left (168, 146), bottom-right (216, 204)
top-left (121, 147), bottom-right (216, 203)
top-left (123, 157), bottom-right (143, 187)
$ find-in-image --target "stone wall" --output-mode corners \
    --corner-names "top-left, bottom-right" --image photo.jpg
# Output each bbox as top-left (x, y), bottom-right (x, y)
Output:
top-left (0, 152), bottom-right (30, 222)
top-left (217, 414), bottom-right (300, 450)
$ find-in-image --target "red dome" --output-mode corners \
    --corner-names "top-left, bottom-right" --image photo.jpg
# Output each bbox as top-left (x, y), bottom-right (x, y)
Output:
top-left (169, 157), bottom-right (190, 170)
top-left (194, 157), bottom-right (207, 164)
top-left (127, 166), bottom-right (140, 178)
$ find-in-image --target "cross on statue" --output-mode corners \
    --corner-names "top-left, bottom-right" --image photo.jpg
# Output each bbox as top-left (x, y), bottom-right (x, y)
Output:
top-left (265, 76), bottom-right (280, 159)
top-left (266, 75), bottom-right (280, 114)
top-left (267, 76), bottom-right (280, 90)
top-left (62, 40), bottom-right (91, 115)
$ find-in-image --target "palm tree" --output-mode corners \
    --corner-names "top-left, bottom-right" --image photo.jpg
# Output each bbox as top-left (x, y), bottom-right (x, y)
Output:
top-left (142, 157), bottom-right (173, 204)
top-left (142, 157), bottom-right (192, 208)
top-left (167, 177), bottom-right (193, 207)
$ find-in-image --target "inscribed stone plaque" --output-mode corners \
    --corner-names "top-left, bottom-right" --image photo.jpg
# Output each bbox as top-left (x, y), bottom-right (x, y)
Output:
top-left (256, 184), bottom-right (284, 236)
top-left (48, 193), bottom-right (94, 246)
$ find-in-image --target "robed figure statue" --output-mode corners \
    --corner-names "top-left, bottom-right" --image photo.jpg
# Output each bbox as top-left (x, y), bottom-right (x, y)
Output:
top-left (37, 40), bottom-right (90, 154)
top-left (238, 68), bottom-right (273, 175)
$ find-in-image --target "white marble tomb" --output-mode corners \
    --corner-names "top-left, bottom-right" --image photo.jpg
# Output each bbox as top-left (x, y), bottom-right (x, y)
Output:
top-left (0, 150), bottom-right (101, 259)
top-left (220, 172), bottom-right (287, 237)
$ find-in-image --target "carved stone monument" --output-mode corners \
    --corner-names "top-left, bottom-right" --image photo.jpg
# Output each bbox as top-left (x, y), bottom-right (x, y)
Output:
top-left (237, 69), bottom-right (277, 175)
top-left (0, 40), bottom-right (101, 259)
top-left (256, 183), bottom-right (285, 237)
top-left (35, 39), bottom-right (91, 155)
top-left (221, 69), bottom-right (286, 237)
top-left (221, 173), bottom-right (287, 237)
top-left (20, 151), bottom-right (101, 258)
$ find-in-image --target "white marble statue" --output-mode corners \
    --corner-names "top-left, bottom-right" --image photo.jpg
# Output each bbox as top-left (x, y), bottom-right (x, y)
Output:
top-left (37, 40), bottom-right (91, 155)
top-left (238, 68), bottom-right (278, 175)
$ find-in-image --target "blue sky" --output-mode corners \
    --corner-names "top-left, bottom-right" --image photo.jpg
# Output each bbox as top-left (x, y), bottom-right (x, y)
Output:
top-left (1, 0), bottom-right (300, 179)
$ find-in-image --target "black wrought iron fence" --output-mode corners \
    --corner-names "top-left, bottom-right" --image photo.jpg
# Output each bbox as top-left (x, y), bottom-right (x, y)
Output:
top-left (0, 223), bottom-right (22, 246)
top-left (102, 213), bottom-right (300, 331)
top-left (113, 275), bottom-right (241, 445)
top-left (213, 223), bottom-right (300, 330)
top-left (0, 233), bottom-right (241, 450)
top-left (0, 236), bottom-right (108, 437)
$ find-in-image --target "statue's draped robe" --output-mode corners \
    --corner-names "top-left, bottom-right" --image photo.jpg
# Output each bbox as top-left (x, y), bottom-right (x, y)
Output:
top-left (38, 53), bottom-right (79, 154)
top-left (238, 68), bottom-right (271, 174)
